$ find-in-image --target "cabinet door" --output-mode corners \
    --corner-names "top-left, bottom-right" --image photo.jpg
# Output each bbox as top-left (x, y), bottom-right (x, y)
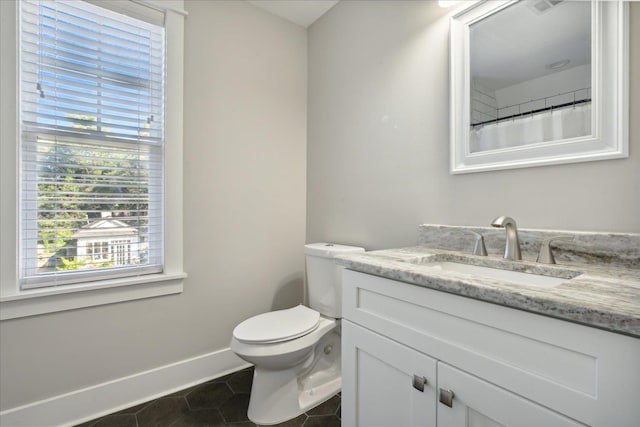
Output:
top-left (342, 320), bottom-right (437, 427)
top-left (437, 362), bottom-right (584, 427)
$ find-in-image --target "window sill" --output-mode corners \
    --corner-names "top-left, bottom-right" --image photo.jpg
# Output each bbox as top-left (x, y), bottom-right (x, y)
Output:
top-left (0, 272), bottom-right (187, 320)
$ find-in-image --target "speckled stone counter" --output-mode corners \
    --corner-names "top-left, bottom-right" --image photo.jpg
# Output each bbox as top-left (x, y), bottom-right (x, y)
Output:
top-left (418, 224), bottom-right (640, 269)
top-left (335, 227), bottom-right (640, 338)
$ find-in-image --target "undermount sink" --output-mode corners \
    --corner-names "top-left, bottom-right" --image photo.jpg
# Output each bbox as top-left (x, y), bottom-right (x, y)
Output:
top-left (401, 255), bottom-right (582, 288)
top-left (422, 261), bottom-right (569, 288)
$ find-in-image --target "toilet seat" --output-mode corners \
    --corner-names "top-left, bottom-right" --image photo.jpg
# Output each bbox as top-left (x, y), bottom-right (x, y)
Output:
top-left (233, 305), bottom-right (321, 344)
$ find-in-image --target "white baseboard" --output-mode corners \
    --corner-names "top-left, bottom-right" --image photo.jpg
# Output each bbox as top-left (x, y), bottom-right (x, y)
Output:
top-left (0, 348), bottom-right (251, 427)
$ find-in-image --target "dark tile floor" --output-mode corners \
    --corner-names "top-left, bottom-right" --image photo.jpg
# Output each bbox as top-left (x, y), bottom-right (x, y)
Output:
top-left (76, 367), bottom-right (341, 427)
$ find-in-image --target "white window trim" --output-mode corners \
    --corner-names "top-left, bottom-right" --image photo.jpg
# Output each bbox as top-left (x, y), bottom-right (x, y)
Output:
top-left (0, 0), bottom-right (186, 320)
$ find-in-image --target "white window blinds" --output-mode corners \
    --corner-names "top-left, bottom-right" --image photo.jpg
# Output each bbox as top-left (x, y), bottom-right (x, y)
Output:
top-left (20, 0), bottom-right (165, 288)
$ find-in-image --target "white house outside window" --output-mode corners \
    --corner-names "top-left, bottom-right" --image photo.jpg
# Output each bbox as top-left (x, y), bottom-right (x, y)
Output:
top-left (19, 0), bottom-right (165, 288)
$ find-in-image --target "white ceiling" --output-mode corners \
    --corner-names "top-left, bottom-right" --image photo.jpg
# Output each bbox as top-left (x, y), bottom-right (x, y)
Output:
top-left (246, 0), bottom-right (589, 89)
top-left (247, 0), bottom-right (339, 28)
top-left (471, 1), bottom-right (591, 91)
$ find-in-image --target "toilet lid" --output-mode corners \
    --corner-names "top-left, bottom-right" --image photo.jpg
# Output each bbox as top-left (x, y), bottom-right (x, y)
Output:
top-left (233, 305), bottom-right (321, 344)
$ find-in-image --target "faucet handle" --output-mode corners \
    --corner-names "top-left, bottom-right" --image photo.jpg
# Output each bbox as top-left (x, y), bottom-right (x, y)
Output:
top-left (537, 236), bottom-right (572, 264)
top-left (462, 230), bottom-right (487, 256)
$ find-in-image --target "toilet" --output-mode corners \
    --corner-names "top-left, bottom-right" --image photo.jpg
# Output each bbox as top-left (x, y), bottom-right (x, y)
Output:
top-left (230, 243), bottom-right (364, 425)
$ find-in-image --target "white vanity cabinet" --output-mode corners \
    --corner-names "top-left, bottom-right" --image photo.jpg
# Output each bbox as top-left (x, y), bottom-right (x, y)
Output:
top-left (342, 320), bottom-right (437, 426)
top-left (341, 270), bottom-right (640, 427)
top-left (436, 362), bottom-right (582, 427)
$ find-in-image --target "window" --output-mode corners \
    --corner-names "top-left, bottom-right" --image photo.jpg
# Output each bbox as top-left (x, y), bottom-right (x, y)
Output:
top-left (20, 0), bottom-right (164, 288)
top-left (0, 0), bottom-right (185, 320)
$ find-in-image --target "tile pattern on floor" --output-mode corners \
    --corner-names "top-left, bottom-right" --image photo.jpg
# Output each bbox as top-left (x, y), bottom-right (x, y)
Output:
top-left (76, 367), bottom-right (341, 427)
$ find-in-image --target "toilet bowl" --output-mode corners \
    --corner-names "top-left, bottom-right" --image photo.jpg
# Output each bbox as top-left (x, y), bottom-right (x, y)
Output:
top-left (230, 243), bottom-right (364, 425)
top-left (231, 307), bottom-right (341, 425)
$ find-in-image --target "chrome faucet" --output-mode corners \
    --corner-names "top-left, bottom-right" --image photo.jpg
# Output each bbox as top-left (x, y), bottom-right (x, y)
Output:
top-left (491, 216), bottom-right (522, 260)
top-left (461, 230), bottom-right (487, 256)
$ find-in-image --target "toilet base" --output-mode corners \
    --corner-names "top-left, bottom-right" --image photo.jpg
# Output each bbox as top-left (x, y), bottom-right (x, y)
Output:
top-left (246, 329), bottom-right (341, 425)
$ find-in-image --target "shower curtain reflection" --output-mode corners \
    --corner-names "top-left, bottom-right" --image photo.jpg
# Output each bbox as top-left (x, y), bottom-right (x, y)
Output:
top-left (470, 104), bottom-right (592, 153)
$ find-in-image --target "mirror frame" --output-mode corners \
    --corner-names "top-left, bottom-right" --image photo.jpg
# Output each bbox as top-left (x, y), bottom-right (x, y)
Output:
top-left (449, 0), bottom-right (629, 174)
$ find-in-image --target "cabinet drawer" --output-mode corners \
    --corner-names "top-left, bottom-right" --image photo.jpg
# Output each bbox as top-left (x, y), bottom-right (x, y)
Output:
top-left (342, 269), bottom-right (640, 426)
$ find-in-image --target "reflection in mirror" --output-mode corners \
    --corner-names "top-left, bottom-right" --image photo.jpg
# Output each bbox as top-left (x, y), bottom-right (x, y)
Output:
top-left (469, 1), bottom-right (591, 153)
top-left (449, 0), bottom-right (628, 174)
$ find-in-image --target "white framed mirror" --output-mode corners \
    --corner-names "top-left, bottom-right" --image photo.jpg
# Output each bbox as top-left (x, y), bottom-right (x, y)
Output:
top-left (449, 0), bottom-right (628, 174)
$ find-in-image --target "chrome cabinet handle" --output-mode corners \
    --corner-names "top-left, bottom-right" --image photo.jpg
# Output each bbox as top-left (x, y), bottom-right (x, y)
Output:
top-left (412, 375), bottom-right (427, 392)
top-left (439, 388), bottom-right (455, 407)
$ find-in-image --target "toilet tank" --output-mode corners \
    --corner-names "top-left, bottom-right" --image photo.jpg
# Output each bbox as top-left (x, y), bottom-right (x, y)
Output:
top-left (304, 243), bottom-right (365, 318)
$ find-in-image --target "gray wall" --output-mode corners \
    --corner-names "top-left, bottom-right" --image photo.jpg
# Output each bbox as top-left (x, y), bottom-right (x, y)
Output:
top-left (0, 0), bottom-right (306, 410)
top-left (307, 1), bottom-right (640, 252)
top-left (1, 0), bottom-right (637, 414)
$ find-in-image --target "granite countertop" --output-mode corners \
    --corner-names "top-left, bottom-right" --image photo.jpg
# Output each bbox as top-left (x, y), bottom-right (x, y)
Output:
top-left (335, 246), bottom-right (640, 338)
